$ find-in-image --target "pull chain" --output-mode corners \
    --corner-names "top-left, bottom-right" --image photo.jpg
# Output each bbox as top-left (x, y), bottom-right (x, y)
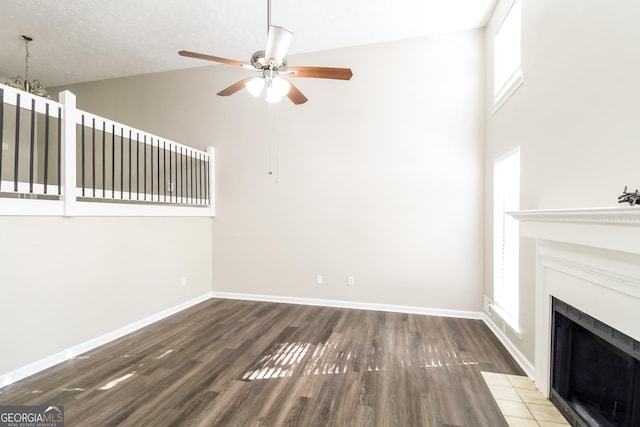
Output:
top-left (267, 103), bottom-right (280, 183)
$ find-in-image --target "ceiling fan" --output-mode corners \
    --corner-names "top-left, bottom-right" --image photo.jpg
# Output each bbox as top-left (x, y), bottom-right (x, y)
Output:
top-left (178, 0), bottom-right (352, 105)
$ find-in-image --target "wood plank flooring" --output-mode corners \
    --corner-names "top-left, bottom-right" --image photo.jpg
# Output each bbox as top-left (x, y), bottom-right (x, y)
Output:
top-left (0, 299), bottom-right (524, 426)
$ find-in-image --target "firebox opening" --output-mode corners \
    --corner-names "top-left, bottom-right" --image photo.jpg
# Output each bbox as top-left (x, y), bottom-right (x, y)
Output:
top-left (550, 298), bottom-right (640, 427)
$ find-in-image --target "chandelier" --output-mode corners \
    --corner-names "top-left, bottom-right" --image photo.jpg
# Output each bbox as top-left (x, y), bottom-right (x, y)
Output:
top-left (5, 35), bottom-right (50, 98)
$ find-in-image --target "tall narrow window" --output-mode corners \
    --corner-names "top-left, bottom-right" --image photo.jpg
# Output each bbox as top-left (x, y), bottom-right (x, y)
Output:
top-left (493, 149), bottom-right (520, 330)
top-left (494, 0), bottom-right (522, 107)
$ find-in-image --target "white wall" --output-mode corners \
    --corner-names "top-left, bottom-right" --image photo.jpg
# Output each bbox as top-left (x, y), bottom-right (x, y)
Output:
top-left (484, 0), bottom-right (640, 365)
top-left (0, 216), bottom-right (212, 375)
top-left (212, 32), bottom-right (485, 310)
top-left (57, 29), bottom-right (485, 312)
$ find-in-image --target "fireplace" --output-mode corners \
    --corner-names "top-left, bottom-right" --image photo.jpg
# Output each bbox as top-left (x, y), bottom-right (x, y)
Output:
top-left (550, 298), bottom-right (640, 426)
top-left (510, 207), bottom-right (640, 426)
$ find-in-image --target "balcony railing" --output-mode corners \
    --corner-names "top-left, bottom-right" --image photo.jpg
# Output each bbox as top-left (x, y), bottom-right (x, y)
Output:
top-left (0, 84), bottom-right (214, 217)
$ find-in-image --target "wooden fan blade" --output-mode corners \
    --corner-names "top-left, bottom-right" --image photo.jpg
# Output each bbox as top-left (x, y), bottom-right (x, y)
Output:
top-left (289, 66), bottom-right (353, 80)
top-left (287, 82), bottom-right (308, 105)
top-left (217, 78), bottom-right (253, 97)
top-left (178, 50), bottom-right (248, 68)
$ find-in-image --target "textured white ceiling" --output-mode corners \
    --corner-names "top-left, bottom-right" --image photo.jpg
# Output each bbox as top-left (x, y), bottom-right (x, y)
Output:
top-left (0, 0), bottom-right (496, 87)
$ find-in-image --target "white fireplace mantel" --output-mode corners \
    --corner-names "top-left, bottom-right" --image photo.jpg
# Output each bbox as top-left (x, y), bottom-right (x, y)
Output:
top-left (511, 206), bottom-right (640, 255)
top-left (510, 207), bottom-right (640, 397)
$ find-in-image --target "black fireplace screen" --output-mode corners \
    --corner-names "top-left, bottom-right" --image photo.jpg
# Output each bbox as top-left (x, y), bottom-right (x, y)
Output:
top-left (551, 298), bottom-right (640, 427)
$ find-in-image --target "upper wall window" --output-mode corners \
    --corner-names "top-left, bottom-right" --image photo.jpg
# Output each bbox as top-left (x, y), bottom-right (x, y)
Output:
top-left (493, 0), bottom-right (523, 109)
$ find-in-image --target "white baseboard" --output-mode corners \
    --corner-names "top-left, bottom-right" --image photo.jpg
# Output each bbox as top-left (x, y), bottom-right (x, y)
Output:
top-left (211, 291), bottom-right (484, 319)
top-left (481, 313), bottom-right (535, 379)
top-left (0, 292), bottom-right (213, 389)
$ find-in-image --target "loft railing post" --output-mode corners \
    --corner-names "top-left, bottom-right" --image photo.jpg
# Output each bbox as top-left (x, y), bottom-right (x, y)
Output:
top-left (59, 90), bottom-right (77, 216)
top-left (207, 146), bottom-right (215, 217)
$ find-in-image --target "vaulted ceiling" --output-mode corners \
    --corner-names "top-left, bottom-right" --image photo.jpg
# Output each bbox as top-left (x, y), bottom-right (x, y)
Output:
top-left (0, 0), bottom-right (496, 87)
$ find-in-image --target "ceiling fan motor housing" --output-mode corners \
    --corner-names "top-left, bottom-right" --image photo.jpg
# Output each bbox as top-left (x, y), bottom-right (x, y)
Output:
top-left (251, 50), bottom-right (288, 73)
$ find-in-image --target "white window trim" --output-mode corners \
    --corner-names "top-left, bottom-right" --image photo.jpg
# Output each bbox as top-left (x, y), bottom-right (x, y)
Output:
top-left (492, 0), bottom-right (523, 114)
top-left (492, 68), bottom-right (523, 115)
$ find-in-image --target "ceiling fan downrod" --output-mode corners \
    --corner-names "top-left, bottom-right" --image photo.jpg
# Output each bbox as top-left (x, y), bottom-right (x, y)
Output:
top-left (267, 0), bottom-right (271, 34)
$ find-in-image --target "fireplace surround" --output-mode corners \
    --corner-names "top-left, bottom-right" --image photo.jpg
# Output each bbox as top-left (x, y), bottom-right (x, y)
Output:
top-left (511, 207), bottom-right (640, 426)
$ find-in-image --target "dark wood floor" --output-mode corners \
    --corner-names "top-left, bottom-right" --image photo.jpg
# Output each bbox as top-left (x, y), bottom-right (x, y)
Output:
top-left (0, 299), bottom-right (524, 426)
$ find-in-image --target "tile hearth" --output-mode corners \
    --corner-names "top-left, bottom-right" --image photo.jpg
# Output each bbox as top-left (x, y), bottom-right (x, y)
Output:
top-left (482, 371), bottom-right (569, 427)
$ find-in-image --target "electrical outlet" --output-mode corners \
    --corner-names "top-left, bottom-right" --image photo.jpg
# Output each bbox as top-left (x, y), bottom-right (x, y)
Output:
top-left (2, 143), bottom-right (8, 151)
top-left (167, 181), bottom-right (174, 193)
top-left (347, 276), bottom-right (354, 286)
top-left (317, 275), bottom-right (323, 285)
top-left (180, 276), bottom-right (187, 287)
top-left (483, 295), bottom-right (493, 315)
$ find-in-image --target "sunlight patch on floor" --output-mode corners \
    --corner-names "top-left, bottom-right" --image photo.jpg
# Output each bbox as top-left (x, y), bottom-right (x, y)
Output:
top-left (241, 338), bottom-right (480, 381)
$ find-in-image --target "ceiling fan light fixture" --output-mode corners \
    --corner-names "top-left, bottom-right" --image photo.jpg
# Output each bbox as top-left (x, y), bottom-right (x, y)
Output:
top-left (271, 77), bottom-right (290, 97)
top-left (264, 77), bottom-right (290, 103)
top-left (245, 77), bottom-right (265, 97)
top-left (265, 90), bottom-right (282, 104)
